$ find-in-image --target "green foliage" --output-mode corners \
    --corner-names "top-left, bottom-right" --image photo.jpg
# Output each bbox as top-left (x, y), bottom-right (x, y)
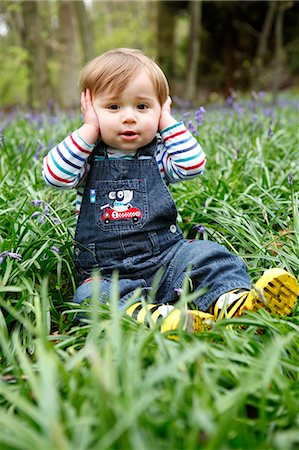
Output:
top-left (0, 46), bottom-right (28, 107)
top-left (0, 96), bottom-right (298, 449)
top-left (92, 2), bottom-right (156, 57)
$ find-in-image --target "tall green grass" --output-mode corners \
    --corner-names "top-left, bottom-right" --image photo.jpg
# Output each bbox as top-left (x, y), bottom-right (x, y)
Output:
top-left (0, 96), bottom-right (298, 450)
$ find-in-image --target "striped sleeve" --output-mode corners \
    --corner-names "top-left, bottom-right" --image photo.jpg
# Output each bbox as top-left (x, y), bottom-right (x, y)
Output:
top-left (42, 129), bottom-right (93, 189)
top-left (157, 122), bottom-right (206, 183)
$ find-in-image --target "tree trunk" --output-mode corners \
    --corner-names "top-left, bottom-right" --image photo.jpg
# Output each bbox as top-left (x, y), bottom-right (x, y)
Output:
top-left (74, 0), bottom-right (94, 65)
top-left (185, 0), bottom-right (202, 102)
top-left (157, 1), bottom-right (176, 89)
top-left (256, 1), bottom-right (277, 62)
top-left (21, 1), bottom-right (49, 110)
top-left (272, 2), bottom-right (291, 103)
top-left (57, 0), bottom-right (79, 109)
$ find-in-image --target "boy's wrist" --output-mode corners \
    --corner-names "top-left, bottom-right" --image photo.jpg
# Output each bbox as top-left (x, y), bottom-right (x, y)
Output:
top-left (79, 123), bottom-right (100, 145)
top-left (159, 112), bottom-right (178, 132)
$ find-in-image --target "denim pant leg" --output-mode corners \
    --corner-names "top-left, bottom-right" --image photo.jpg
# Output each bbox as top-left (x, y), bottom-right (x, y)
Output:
top-left (73, 276), bottom-right (147, 309)
top-left (157, 239), bottom-right (251, 311)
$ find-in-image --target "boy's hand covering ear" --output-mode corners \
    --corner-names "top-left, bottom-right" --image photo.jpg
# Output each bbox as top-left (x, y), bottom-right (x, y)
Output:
top-left (161, 96), bottom-right (172, 115)
top-left (159, 96), bottom-right (177, 131)
top-left (81, 89), bottom-right (101, 135)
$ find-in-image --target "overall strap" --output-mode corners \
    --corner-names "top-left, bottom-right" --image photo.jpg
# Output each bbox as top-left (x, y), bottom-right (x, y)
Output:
top-left (136, 138), bottom-right (158, 158)
top-left (91, 142), bottom-right (107, 158)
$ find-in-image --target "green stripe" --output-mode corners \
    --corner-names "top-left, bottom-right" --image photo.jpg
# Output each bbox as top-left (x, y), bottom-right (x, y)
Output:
top-left (50, 152), bottom-right (75, 177)
top-left (175, 151), bottom-right (202, 163)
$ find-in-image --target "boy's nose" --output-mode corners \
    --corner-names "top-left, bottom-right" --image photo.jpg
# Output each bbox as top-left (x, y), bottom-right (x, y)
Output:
top-left (122, 108), bottom-right (137, 123)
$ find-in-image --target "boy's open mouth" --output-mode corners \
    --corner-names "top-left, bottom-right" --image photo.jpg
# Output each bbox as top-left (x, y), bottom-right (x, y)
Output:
top-left (121, 131), bottom-right (137, 136)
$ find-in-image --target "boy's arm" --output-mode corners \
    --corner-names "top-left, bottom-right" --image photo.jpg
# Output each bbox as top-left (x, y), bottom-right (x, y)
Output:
top-left (42, 129), bottom-right (95, 188)
top-left (158, 98), bottom-right (206, 183)
top-left (43, 90), bottom-right (100, 188)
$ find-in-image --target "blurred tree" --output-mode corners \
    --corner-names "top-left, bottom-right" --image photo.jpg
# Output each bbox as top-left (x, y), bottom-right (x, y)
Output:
top-left (21, 1), bottom-right (50, 110)
top-left (57, 0), bottom-right (79, 109)
top-left (157, 1), bottom-right (176, 88)
top-left (74, 0), bottom-right (95, 64)
top-left (256, 1), bottom-right (277, 63)
top-left (185, 0), bottom-right (202, 101)
top-left (272, 1), bottom-right (293, 103)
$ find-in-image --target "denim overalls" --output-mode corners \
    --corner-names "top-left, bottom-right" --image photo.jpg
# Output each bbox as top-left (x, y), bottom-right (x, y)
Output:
top-left (73, 139), bottom-right (250, 311)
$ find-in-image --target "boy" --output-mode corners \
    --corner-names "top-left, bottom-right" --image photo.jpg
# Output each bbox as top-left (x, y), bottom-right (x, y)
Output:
top-left (43, 48), bottom-right (298, 332)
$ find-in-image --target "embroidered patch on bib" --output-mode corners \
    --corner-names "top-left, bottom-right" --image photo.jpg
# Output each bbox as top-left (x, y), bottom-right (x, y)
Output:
top-left (100, 188), bottom-right (142, 224)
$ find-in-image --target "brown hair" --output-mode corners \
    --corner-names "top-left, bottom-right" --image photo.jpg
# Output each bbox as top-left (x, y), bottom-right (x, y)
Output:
top-left (79, 48), bottom-right (169, 106)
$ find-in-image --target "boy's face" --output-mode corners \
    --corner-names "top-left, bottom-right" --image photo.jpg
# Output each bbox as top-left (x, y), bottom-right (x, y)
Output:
top-left (93, 71), bottom-right (162, 151)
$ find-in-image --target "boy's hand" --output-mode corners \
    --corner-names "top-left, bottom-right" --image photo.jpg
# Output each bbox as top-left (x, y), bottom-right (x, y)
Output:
top-left (159, 96), bottom-right (177, 131)
top-left (79, 89), bottom-right (100, 144)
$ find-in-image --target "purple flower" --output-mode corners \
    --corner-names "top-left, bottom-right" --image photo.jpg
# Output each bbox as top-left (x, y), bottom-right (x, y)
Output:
top-left (0, 251), bottom-right (22, 264)
top-left (288, 171), bottom-right (293, 186)
top-left (31, 200), bottom-right (61, 224)
top-left (195, 107), bottom-right (206, 126)
top-left (226, 95), bottom-right (234, 107)
top-left (30, 211), bottom-right (40, 219)
top-left (51, 246), bottom-right (60, 254)
top-left (31, 199), bottom-right (43, 207)
top-left (193, 224), bottom-right (205, 235)
top-left (174, 288), bottom-right (183, 296)
top-left (187, 120), bottom-right (197, 134)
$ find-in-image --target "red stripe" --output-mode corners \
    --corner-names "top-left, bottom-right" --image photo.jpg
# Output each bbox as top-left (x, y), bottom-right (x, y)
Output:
top-left (83, 277), bottom-right (94, 284)
top-left (176, 159), bottom-right (205, 170)
top-left (163, 129), bottom-right (186, 142)
top-left (46, 156), bottom-right (72, 183)
top-left (70, 133), bottom-right (92, 155)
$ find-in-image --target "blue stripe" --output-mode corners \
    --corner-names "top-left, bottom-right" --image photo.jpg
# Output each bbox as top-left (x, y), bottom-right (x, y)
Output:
top-left (165, 135), bottom-right (193, 149)
top-left (166, 141), bottom-right (199, 155)
top-left (63, 141), bottom-right (86, 162)
top-left (57, 145), bottom-right (82, 170)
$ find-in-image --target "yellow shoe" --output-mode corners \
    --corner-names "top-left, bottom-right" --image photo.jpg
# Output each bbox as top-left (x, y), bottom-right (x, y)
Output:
top-left (126, 301), bottom-right (174, 325)
top-left (160, 308), bottom-right (214, 334)
top-left (212, 268), bottom-right (298, 319)
top-left (248, 268), bottom-right (298, 316)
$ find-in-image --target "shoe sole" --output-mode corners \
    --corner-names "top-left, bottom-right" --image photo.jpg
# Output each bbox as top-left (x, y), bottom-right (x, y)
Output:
top-left (248, 268), bottom-right (298, 316)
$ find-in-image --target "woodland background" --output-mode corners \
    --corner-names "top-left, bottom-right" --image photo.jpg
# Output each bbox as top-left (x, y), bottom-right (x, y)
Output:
top-left (0, 0), bottom-right (298, 112)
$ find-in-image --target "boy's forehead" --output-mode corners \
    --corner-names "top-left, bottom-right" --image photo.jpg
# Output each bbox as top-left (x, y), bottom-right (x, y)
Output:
top-left (94, 72), bottom-right (158, 100)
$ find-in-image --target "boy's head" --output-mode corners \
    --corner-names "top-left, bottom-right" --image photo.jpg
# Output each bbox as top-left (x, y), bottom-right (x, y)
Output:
top-left (79, 48), bottom-right (169, 106)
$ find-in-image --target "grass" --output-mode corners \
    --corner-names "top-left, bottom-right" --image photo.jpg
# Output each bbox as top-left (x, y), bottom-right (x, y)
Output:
top-left (0, 94), bottom-right (298, 450)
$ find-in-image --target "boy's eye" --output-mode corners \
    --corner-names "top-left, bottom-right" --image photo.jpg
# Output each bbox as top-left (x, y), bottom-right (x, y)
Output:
top-left (107, 104), bottom-right (119, 110)
top-left (137, 104), bottom-right (148, 110)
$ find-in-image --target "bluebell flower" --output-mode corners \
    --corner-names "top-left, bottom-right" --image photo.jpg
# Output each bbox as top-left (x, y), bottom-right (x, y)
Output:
top-left (187, 120), bottom-right (197, 134)
top-left (193, 224), bottom-right (205, 235)
top-left (0, 251), bottom-right (22, 265)
top-left (195, 107), bottom-right (206, 126)
top-left (31, 199), bottom-right (43, 207)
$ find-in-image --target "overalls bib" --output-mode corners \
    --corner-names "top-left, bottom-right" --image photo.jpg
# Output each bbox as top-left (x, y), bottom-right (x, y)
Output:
top-left (74, 138), bottom-right (183, 278)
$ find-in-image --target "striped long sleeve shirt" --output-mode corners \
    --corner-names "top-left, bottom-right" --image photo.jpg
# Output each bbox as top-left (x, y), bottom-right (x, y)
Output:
top-left (43, 121), bottom-right (206, 215)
